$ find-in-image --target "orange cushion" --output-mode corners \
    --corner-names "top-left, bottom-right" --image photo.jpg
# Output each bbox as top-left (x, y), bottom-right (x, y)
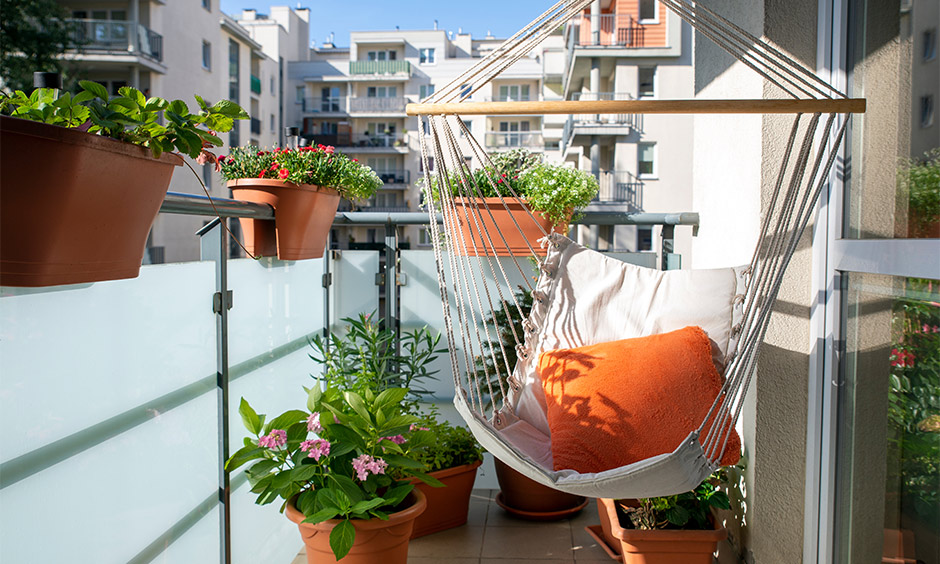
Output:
top-left (539, 325), bottom-right (741, 474)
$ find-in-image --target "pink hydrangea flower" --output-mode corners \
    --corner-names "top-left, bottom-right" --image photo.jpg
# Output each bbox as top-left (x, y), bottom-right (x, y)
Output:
top-left (409, 424), bottom-right (430, 432)
top-left (258, 429), bottom-right (287, 449)
top-left (307, 412), bottom-right (322, 433)
top-left (351, 454), bottom-right (387, 481)
top-left (300, 439), bottom-right (331, 461)
top-left (381, 435), bottom-right (406, 445)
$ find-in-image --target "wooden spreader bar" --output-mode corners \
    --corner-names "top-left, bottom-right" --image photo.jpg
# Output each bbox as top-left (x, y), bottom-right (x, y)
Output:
top-left (405, 98), bottom-right (866, 116)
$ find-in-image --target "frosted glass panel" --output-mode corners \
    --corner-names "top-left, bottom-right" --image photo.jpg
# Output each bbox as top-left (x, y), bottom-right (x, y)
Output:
top-left (332, 251), bottom-right (379, 323)
top-left (0, 392), bottom-right (218, 563)
top-left (0, 262), bottom-right (216, 460)
top-left (227, 258), bottom-right (325, 367)
top-left (153, 507), bottom-right (221, 564)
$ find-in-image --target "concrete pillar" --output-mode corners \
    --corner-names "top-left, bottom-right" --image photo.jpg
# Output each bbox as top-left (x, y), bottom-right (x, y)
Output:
top-left (591, 0), bottom-right (601, 45)
top-left (128, 0), bottom-right (139, 53)
top-left (590, 58), bottom-right (600, 94)
top-left (590, 135), bottom-right (600, 175)
top-left (130, 66), bottom-right (139, 89)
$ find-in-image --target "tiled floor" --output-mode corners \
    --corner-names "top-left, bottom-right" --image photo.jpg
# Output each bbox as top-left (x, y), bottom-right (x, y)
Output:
top-left (291, 489), bottom-right (615, 564)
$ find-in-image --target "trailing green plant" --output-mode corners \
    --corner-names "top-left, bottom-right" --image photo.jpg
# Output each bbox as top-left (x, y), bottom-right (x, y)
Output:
top-left (218, 145), bottom-right (382, 200)
top-left (0, 80), bottom-right (247, 158)
top-left (308, 313), bottom-right (446, 414)
top-left (412, 406), bottom-right (484, 472)
top-left (472, 285), bottom-right (533, 412)
top-left (899, 148), bottom-right (940, 236)
top-left (619, 469), bottom-right (732, 530)
top-left (421, 148), bottom-right (599, 225)
top-left (226, 385), bottom-right (441, 560)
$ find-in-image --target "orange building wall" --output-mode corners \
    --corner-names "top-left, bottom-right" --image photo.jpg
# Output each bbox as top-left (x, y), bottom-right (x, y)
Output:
top-left (577, 1), bottom-right (668, 48)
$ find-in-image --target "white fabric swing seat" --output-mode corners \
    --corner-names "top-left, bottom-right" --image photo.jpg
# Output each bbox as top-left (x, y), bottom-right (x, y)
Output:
top-left (453, 234), bottom-right (747, 499)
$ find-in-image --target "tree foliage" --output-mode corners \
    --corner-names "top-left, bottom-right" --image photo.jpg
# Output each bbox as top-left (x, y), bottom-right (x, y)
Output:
top-left (0, 0), bottom-right (77, 92)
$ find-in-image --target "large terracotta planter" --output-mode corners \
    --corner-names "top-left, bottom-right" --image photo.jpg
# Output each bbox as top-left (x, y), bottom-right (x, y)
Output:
top-left (285, 489), bottom-right (426, 564)
top-left (595, 497), bottom-right (727, 564)
top-left (449, 197), bottom-right (569, 257)
top-left (228, 179), bottom-right (340, 260)
top-left (0, 115), bottom-right (182, 287)
top-left (409, 459), bottom-right (482, 538)
top-left (494, 458), bottom-right (587, 520)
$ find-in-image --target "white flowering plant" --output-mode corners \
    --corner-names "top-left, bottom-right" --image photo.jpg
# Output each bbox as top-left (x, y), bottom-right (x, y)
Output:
top-left (225, 384), bottom-right (440, 560)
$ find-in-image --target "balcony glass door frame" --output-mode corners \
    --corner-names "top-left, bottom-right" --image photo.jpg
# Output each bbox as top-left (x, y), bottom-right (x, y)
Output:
top-left (805, 0), bottom-right (939, 561)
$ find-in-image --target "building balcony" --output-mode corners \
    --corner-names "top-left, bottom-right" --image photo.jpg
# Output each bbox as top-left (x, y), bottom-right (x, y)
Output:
top-left (250, 74), bottom-right (262, 95)
top-left (568, 14), bottom-right (648, 48)
top-left (374, 169), bottom-right (411, 186)
top-left (250, 117), bottom-right (261, 135)
top-left (348, 96), bottom-right (407, 114)
top-left (302, 132), bottom-right (407, 152)
top-left (348, 60), bottom-right (411, 79)
top-left (301, 96), bottom-right (347, 114)
top-left (66, 19), bottom-right (164, 65)
top-left (484, 131), bottom-right (544, 150)
top-left (592, 170), bottom-right (644, 212)
top-left (561, 93), bottom-right (643, 155)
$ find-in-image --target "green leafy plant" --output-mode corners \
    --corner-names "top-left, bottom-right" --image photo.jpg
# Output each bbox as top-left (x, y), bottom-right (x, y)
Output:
top-left (412, 406), bottom-right (484, 472)
top-left (226, 385), bottom-right (441, 561)
top-left (619, 469), bottom-right (732, 530)
top-left (0, 81), bottom-right (247, 158)
top-left (0, 0), bottom-right (78, 92)
top-left (472, 285), bottom-right (534, 411)
top-left (218, 145), bottom-right (383, 200)
top-left (899, 148), bottom-right (940, 236)
top-left (423, 148), bottom-right (599, 225)
top-left (308, 313), bottom-right (446, 413)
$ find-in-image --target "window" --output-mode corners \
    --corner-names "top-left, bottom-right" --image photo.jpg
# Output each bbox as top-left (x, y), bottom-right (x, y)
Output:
top-left (366, 86), bottom-right (396, 98)
top-left (639, 0), bottom-right (658, 22)
top-left (498, 84), bottom-right (530, 101)
top-left (498, 121), bottom-right (530, 147)
top-left (459, 119), bottom-right (472, 137)
top-left (637, 227), bottom-right (652, 251)
top-left (109, 81), bottom-right (127, 95)
top-left (227, 39), bottom-right (239, 101)
top-left (367, 50), bottom-right (397, 61)
top-left (419, 156), bottom-right (434, 172)
top-left (202, 41), bottom-right (211, 70)
top-left (295, 86), bottom-right (305, 104)
top-left (202, 163), bottom-right (213, 190)
top-left (638, 143), bottom-right (656, 177)
top-left (419, 84), bottom-right (435, 99)
top-left (270, 76), bottom-right (275, 94)
top-left (202, 0), bottom-right (210, 11)
top-left (419, 48), bottom-right (436, 64)
top-left (924, 28), bottom-right (937, 61)
top-left (921, 95), bottom-right (934, 128)
top-left (459, 84), bottom-right (472, 98)
top-left (270, 114), bottom-right (275, 131)
top-left (638, 67), bottom-right (656, 98)
top-left (321, 86), bottom-right (340, 111)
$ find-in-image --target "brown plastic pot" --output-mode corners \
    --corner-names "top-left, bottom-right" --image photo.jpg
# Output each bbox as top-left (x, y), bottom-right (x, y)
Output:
top-left (285, 489), bottom-right (426, 564)
top-left (409, 459), bottom-right (482, 538)
top-left (449, 197), bottom-right (569, 257)
top-left (0, 115), bottom-right (182, 287)
top-left (596, 497), bottom-right (727, 564)
top-left (228, 179), bottom-right (340, 260)
top-left (493, 458), bottom-right (587, 520)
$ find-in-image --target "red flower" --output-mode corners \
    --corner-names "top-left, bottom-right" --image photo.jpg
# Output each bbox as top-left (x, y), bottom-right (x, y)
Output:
top-left (324, 145), bottom-right (335, 154)
top-left (278, 168), bottom-right (290, 179)
top-left (257, 171), bottom-right (266, 178)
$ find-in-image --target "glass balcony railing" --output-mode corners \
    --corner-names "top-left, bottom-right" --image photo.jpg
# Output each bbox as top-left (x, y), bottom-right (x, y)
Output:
top-left (301, 96), bottom-right (346, 113)
top-left (484, 131), bottom-right (544, 149)
top-left (0, 191), bottom-right (695, 563)
top-left (348, 97), bottom-right (408, 113)
top-left (349, 60), bottom-right (411, 76)
top-left (67, 18), bottom-right (163, 62)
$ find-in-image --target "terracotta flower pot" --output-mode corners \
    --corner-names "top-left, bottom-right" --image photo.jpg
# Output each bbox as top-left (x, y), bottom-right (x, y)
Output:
top-left (0, 115), bottom-right (182, 287)
top-left (449, 197), bottom-right (569, 257)
top-left (595, 497), bottom-right (727, 564)
top-left (285, 489), bottom-right (426, 564)
top-left (493, 458), bottom-right (587, 520)
top-left (228, 179), bottom-right (340, 260)
top-left (409, 459), bottom-right (482, 538)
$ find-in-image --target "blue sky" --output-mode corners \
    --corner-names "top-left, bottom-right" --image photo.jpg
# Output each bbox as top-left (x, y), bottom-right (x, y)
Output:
top-left (219, 1), bottom-right (550, 47)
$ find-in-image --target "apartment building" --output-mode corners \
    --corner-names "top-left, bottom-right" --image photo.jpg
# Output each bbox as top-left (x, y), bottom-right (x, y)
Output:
top-left (56, 1), bottom-right (305, 262)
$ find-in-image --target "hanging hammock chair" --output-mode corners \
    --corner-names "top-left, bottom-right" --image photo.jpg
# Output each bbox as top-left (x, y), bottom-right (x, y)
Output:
top-left (410, 0), bottom-right (865, 499)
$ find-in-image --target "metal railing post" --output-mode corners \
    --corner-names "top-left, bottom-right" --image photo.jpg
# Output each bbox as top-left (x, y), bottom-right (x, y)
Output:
top-left (383, 219), bottom-right (400, 358)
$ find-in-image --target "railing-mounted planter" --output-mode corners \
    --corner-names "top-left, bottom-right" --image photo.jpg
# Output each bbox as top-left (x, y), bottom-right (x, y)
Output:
top-left (227, 179), bottom-right (340, 260)
top-left (450, 197), bottom-right (569, 257)
top-left (0, 115), bottom-right (182, 287)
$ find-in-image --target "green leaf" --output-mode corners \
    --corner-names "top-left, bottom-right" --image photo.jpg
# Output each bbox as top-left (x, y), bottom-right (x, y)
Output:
top-left (108, 96), bottom-right (139, 111)
top-left (381, 483), bottom-right (414, 507)
top-left (120, 86), bottom-right (147, 106)
top-left (205, 113), bottom-right (234, 133)
top-left (291, 464), bottom-right (319, 482)
top-left (168, 100), bottom-right (189, 115)
top-left (350, 498), bottom-right (386, 515)
top-left (329, 474), bottom-right (365, 504)
top-left (80, 80), bottom-right (109, 100)
top-left (381, 453), bottom-right (424, 469)
top-left (373, 388), bottom-right (408, 411)
top-left (175, 128), bottom-right (204, 157)
top-left (665, 505), bottom-right (690, 527)
top-left (344, 391), bottom-right (373, 424)
top-left (326, 423), bottom-right (368, 450)
top-left (238, 398), bottom-right (262, 435)
top-left (210, 99), bottom-right (248, 117)
top-left (144, 97), bottom-right (169, 112)
top-left (329, 441), bottom-right (356, 457)
top-left (195, 94), bottom-right (210, 111)
top-left (263, 410), bottom-right (308, 435)
top-left (302, 507), bottom-right (341, 524)
top-left (329, 519), bottom-right (356, 561)
top-left (248, 459), bottom-right (279, 477)
top-left (409, 471), bottom-right (445, 488)
top-left (224, 445), bottom-right (264, 471)
top-left (307, 385), bottom-right (324, 412)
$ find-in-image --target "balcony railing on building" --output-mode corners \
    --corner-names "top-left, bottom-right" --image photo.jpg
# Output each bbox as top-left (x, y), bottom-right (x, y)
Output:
top-left (302, 132), bottom-right (406, 149)
top-left (250, 75), bottom-right (262, 95)
top-left (594, 171), bottom-right (644, 212)
top-left (485, 131), bottom-right (544, 150)
top-left (375, 170), bottom-right (410, 185)
top-left (349, 60), bottom-right (411, 76)
top-left (569, 14), bottom-right (647, 48)
top-left (348, 97), bottom-right (407, 113)
top-left (250, 118), bottom-right (261, 135)
top-left (561, 93), bottom-right (643, 154)
top-left (67, 19), bottom-right (163, 62)
top-left (302, 96), bottom-right (346, 114)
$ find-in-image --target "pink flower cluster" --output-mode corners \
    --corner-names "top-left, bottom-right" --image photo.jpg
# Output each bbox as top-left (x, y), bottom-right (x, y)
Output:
top-left (409, 423), bottom-right (430, 432)
top-left (307, 412), bottom-right (323, 433)
top-left (351, 454), bottom-right (388, 481)
top-left (891, 348), bottom-right (916, 368)
top-left (258, 429), bottom-right (287, 449)
top-left (381, 434), bottom-right (406, 445)
top-left (300, 439), bottom-right (331, 461)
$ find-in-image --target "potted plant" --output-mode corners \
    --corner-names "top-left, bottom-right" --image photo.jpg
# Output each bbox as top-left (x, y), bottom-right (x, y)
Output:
top-left (425, 148), bottom-right (599, 256)
top-left (226, 385), bottom-right (439, 563)
top-left (309, 313), bottom-right (486, 538)
top-left (587, 470), bottom-right (732, 564)
top-left (409, 408), bottom-right (484, 538)
top-left (0, 80), bottom-right (246, 286)
top-left (899, 148), bottom-right (939, 238)
top-left (218, 144), bottom-right (382, 260)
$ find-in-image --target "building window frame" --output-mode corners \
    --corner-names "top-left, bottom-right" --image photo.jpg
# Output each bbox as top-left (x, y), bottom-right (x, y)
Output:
top-left (419, 47), bottom-right (436, 65)
top-left (637, 142), bottom-right (656, 178)
top-left (419, 84), bottom-right (435, 100)
top-left (202, 0), bottom-right (210, 11)
top-left (923, 28), bottom-right (937, 61)
top-left (638, 67), bottom-right (656, 98)
top-left (638, 0), bottom-right (660, 24)
top-left (921, 94), bottom-right (935, 128)
top-left (202, 40), bottom-right (212, 71)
